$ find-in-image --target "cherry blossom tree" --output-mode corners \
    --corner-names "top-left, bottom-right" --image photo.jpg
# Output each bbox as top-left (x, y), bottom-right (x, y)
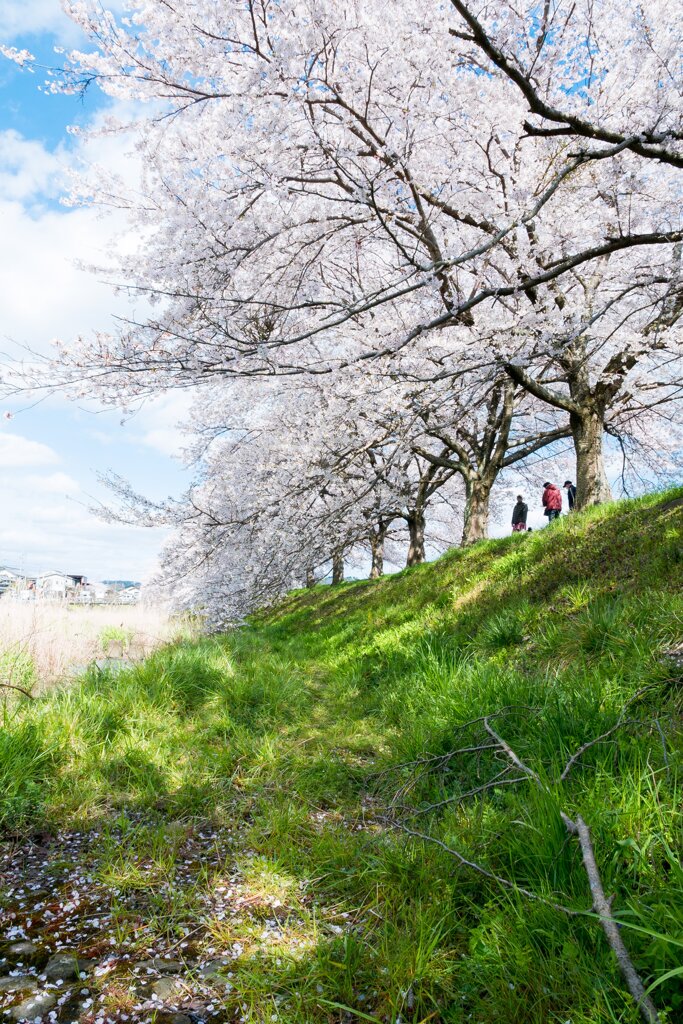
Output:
top-left (404, 365), bottom-right (570, 541)
top-left (4, 10), bottom-right (664, 348)
top-left (4, 0), bottom-right (681, 580)
top-left (489, 248), bottom-right (683, 504)
top-left (178, 371), bottom-right (465, 573)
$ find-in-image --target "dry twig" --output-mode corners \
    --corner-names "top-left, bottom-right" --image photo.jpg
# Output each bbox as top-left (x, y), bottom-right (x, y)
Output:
top-left (400, 768), bottom-right (528, 818)
top-left (561, 813), bottom-right (661, 1024)
top-left (560, 719), bottom-right (639, 781)
top-left (382, 704), bottom-right (665, 1024)
top-left (387, 818), bottom-right (582, 915)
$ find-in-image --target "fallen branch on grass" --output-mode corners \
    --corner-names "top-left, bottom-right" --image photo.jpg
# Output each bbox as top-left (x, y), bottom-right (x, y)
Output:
top-left (380, 703), bottom-right (664, 1024)
top-left (561, 812), bottom-right (661, 1024)
top-left (560, 719), bottom-right (639, 780)
top-left (559, 686), bottom-right (660, 781)
top-left (371, 705), bottom-right (540, 780)
top-left (388, 817), bottom-right (583, 916)
top-left (487, 726), bottom-right (663, 1024)
top-left (386, 744), bottom-right (499, 806)
top-left (398, 767), bottom-right (528, 818)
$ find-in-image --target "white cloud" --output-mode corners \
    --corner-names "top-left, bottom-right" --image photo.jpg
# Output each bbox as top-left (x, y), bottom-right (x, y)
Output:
top-left (0, 1), bottom-right (76, 41)
top-left (23, 470), bottom-right (80, 492)
top-left (0, 129), bottom-right (63, 201)
top-left (131, 392), bottom-right (194, 458)
top-left (0, 196), bottom-right (134, 355)
top-left (82, 393), bottom-right (194, 459)
top-left (0, 465), bottom-right (168, 579)
top-left (0, 113), bottom-right (152, 360)
top-left (0, 431), bottom-right (60, 467)
top-left (0, 1), bottom-right (127, 45)
top-left (0, 85), bottom-right (184, 582)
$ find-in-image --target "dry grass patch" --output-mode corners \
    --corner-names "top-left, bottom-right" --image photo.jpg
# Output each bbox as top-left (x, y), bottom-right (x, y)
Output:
top-left (0, 601), bottom-right (184, 692)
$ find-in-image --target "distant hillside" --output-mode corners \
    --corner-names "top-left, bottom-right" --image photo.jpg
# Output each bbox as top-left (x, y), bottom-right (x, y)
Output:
top-left (263, 486), bottom-right (683, 649)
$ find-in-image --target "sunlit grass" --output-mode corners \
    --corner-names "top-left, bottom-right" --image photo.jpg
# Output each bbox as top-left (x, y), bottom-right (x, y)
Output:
top-left (0, 487), bottom-right (680, 1022)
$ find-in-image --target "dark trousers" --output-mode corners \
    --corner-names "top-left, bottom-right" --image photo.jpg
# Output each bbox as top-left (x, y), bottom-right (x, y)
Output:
top-left (546, 510), bottom-right (560, 522)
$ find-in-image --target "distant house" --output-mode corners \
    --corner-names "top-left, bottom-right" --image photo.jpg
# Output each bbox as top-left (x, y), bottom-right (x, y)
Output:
top-left (0, 567), bottom-right (24, 596)
top-left (36, 572), bottom-right (87, 599)
top-left (77, 581), bottom-right (109, 604)
top-left (0, 569), bottom-right (141, 604)
top-left (71, 580), bottom-right (142, 605)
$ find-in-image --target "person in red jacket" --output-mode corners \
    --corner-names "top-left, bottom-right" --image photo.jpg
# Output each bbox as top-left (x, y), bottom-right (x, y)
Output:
top-left (542, 481), bottom-right (562, 522)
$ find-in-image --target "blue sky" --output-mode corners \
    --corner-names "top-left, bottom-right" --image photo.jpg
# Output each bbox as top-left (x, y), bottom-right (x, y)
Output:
top-left (0, 2), bottom-right (190, 580)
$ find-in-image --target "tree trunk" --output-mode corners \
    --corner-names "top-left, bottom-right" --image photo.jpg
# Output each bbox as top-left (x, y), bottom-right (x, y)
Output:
top-left (570, 408), bottom-right (612, 508)
top-left (331, 551), bottom-right (344, 585)
top-left (406, 511), bottom-right (426, 566)
top-left (369, 525), bottom-right (385, 579)
top-left (461, 477), bottom-right (492, 545)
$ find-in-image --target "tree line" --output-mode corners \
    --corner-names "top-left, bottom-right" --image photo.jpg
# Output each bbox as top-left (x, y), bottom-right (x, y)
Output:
top-left (6, 0), bottom-right (682, 620)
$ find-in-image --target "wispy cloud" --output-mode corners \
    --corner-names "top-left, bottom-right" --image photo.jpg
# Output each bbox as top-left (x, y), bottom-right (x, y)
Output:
top-left (0, 1), bottom-right (81, 43)
top-left (0, 21), bottom-right (184, 580)
top-left (0, 128), bottom-right (63, 201)
top-left (0, 1), bottom-right (126, 45)
top-left (0, 431), bottom-right (60, 467)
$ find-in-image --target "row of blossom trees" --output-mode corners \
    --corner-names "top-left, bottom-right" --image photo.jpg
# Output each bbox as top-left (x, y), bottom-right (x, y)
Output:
top-left (6, 0), bottom-right (682, 619)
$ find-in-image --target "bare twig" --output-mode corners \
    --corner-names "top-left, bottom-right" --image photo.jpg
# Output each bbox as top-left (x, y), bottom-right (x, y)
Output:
top-left (388, 818), bottom-right (582, 915)
top-left (559, 687), bottom-right (664, 782)
top-left (386, 705), bottom-right (666, 1023)
top-left (483, 716), bottom-right (543, 785)
top-left (560, 719), bottom-right (639, 781)
top-left (400, 769), bottom-right (529, 818)
top-left (371, 706), bottom-right (539, 782)
top-left (485, 718), bottom-right (663, 1021)
top-left (562, 814), bottom-right (661, 1024)
top-left (370, 742), bottom-right (498, 780)
top-left (0, 681), bottom-right (34, 699)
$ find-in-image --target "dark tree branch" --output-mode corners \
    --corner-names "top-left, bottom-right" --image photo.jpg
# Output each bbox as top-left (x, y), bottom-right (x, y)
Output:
top-left (449, 1), bottom-right (683, 167)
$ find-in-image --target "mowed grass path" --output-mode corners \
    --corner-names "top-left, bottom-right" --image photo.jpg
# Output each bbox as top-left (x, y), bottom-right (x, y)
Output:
top-left (1, 490), bottom-right (682, 1024)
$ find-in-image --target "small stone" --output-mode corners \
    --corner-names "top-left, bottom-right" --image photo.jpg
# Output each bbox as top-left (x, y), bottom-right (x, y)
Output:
top-left (151, 977), bottom-right (184, 1001)
top-left (10, 989), bottom-right (57, 1020)
top-left (198, 960), bottom-right (226, 980)
top-left (44, 953), bottom-right (90, 982)
top-left (0, 977), bottom-right (38, 994)
top-left (138, 958), bottom-right (184, 975)
top-left (7, 943), bottom-right (38, 957)
top-left (168, 1015), bottom-right (192, 1024)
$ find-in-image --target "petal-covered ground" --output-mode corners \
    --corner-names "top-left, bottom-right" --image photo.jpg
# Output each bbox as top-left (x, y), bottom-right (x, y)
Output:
top-left (1, 817), bottom-right (345, 1023)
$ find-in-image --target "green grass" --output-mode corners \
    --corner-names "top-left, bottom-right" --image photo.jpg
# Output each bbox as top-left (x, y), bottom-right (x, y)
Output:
top-left (0, 488), bottom-right (682, 1023)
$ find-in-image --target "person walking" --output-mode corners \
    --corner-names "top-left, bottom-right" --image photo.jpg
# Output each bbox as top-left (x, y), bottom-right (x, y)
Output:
top-left (511, 495), bottom-right (528, 532)
top-left (564, 480), bottom-right (577, 511)
top-left (542, 481), bottom-right (562, 522)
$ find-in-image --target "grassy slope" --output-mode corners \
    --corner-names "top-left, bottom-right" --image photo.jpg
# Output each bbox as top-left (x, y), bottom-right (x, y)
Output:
top-left (1, 489), bottom-right (682, 1024)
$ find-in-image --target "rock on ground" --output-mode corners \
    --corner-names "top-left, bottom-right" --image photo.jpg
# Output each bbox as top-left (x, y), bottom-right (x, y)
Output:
top-left (10, 989), bottom-right (57, 1021)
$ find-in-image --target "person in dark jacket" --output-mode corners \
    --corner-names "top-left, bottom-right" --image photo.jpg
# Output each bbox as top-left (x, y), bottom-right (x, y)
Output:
top-left (542, 482), bottom-right (562, 521)
top-left (564, 480), bottom-right (577, 510)
top-left (511, 495), bottom-right (528, 532)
